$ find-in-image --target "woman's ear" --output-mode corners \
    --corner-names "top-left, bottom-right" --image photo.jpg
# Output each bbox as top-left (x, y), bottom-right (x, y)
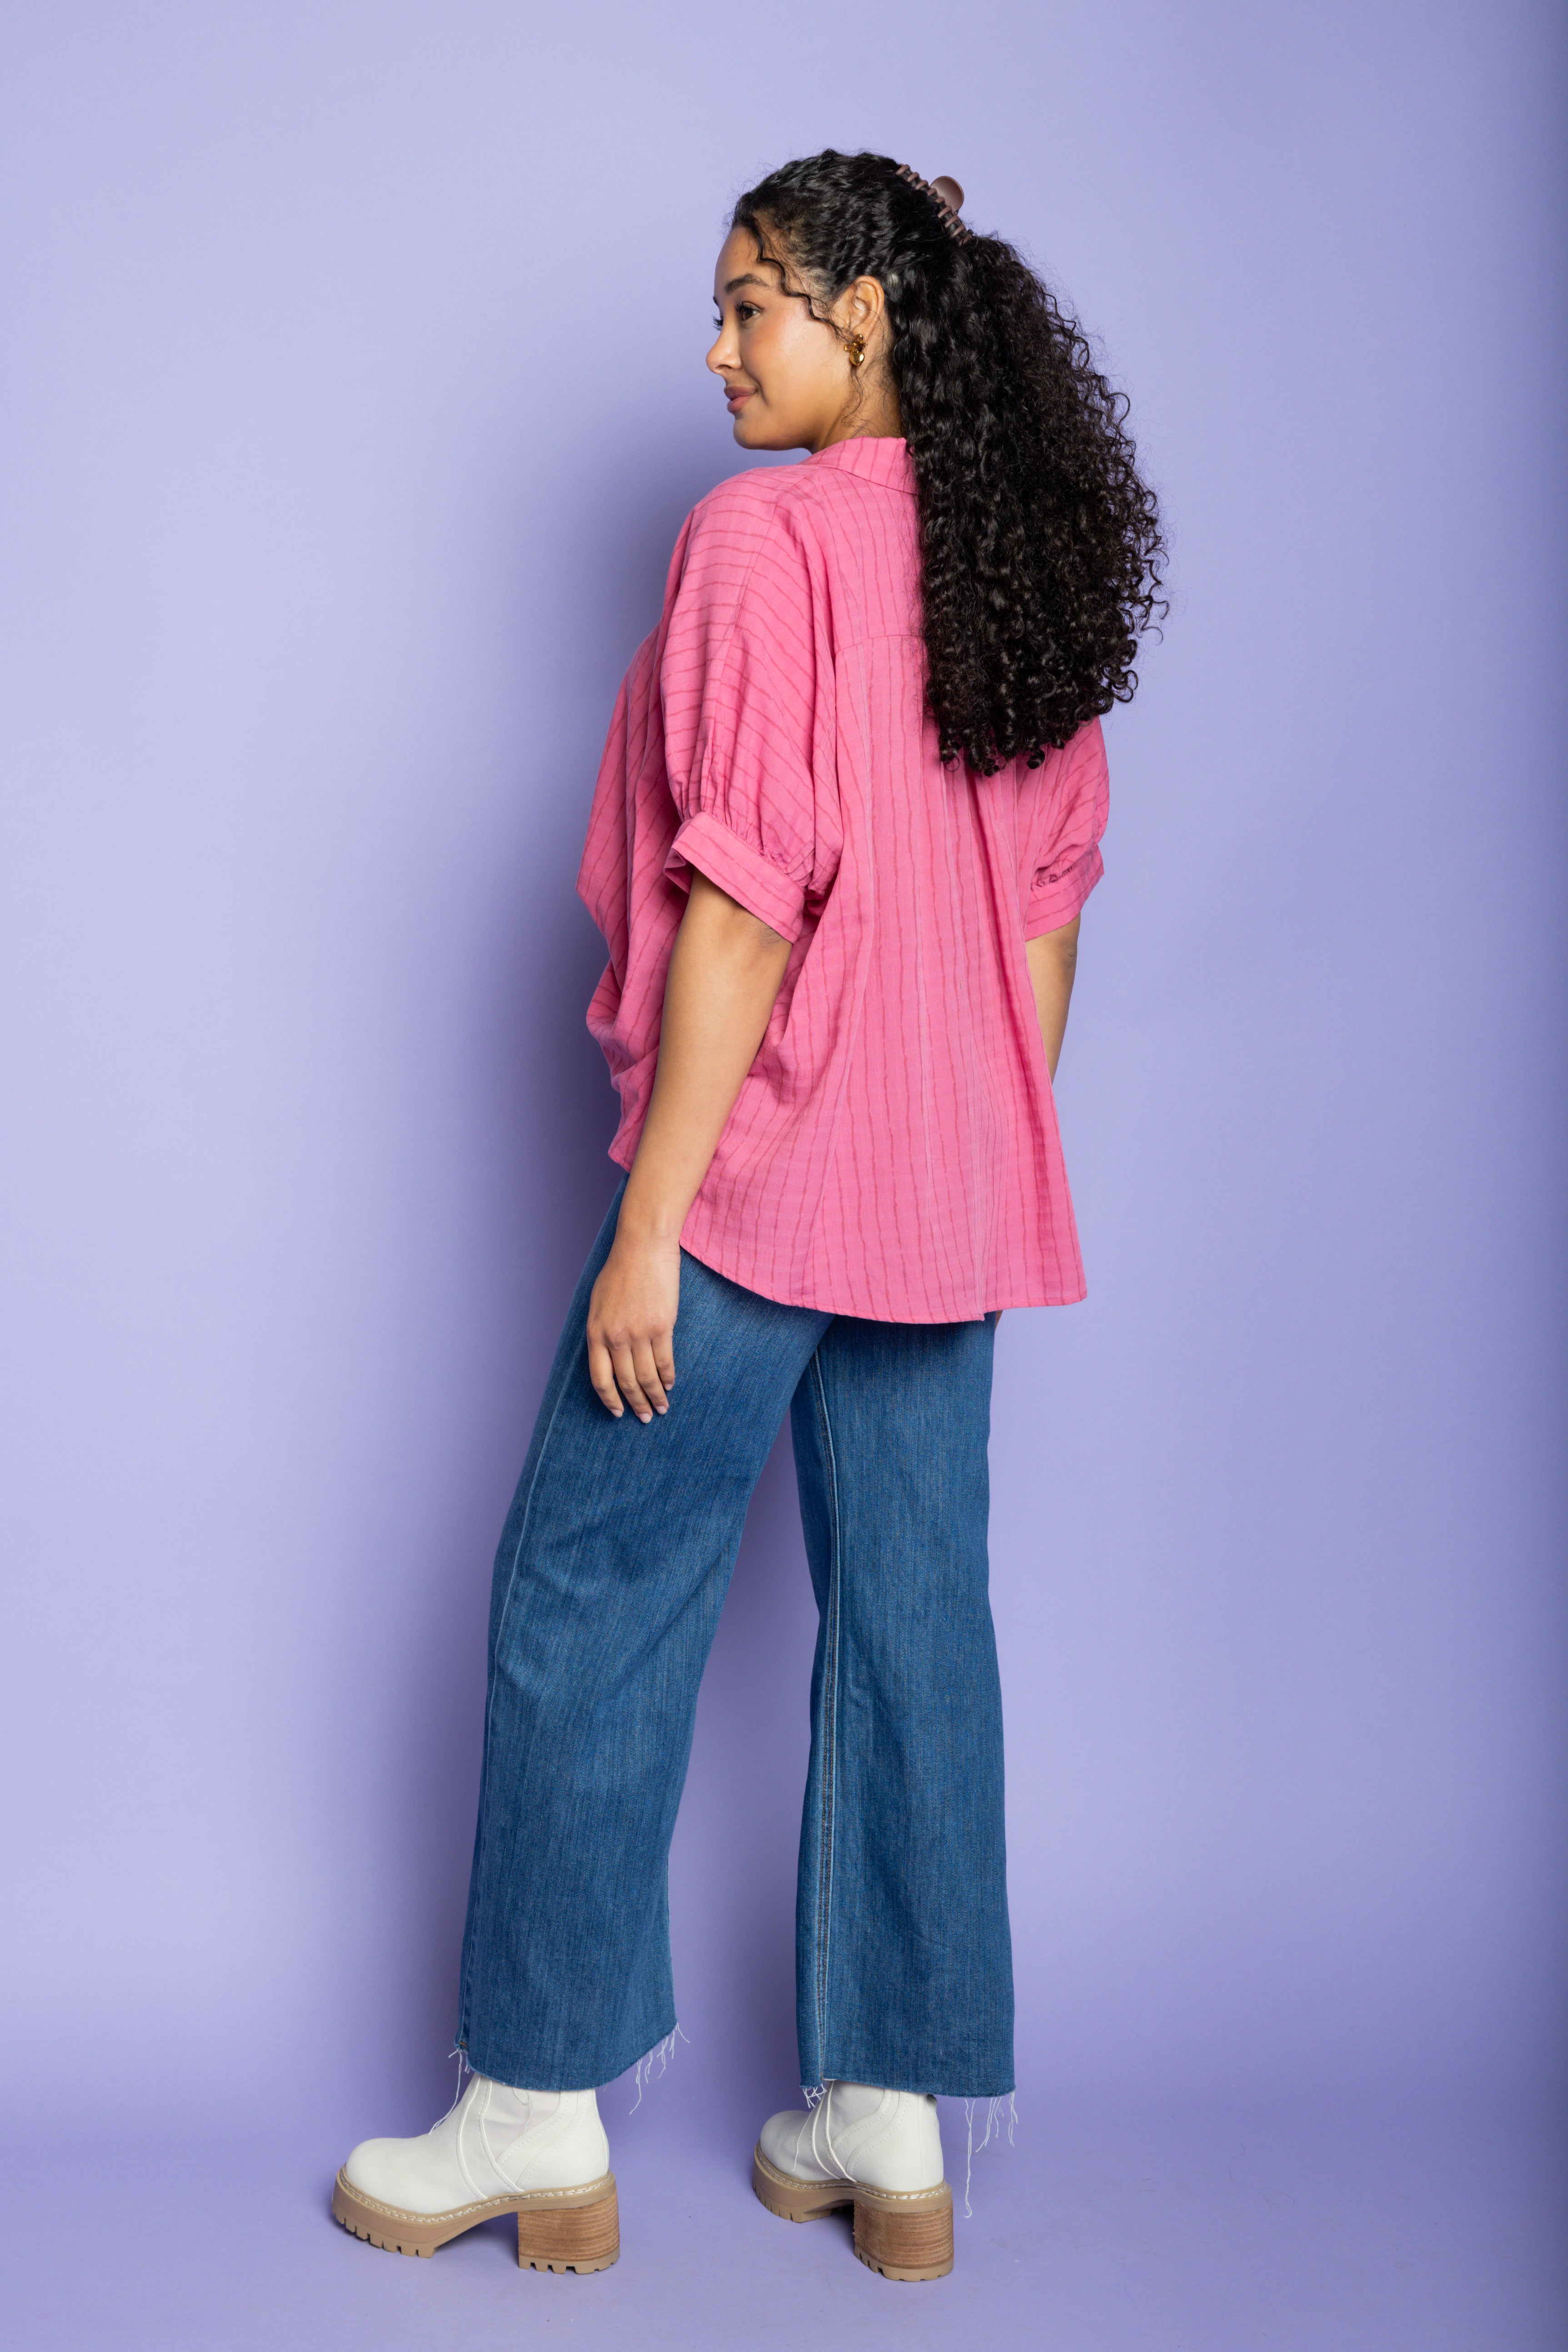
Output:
top-left (844, 274), bottom-right (888, 345)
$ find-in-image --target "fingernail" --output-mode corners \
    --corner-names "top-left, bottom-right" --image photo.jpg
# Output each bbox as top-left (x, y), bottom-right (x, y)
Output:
top-left (638, 1412), bottom-right (652, 1424)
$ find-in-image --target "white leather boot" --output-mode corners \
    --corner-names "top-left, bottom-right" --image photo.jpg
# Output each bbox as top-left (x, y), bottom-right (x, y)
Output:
top-left (753, 2082), bottom-right (953, 2279)
top-left (333, 2071), bottom-right (618, 2271)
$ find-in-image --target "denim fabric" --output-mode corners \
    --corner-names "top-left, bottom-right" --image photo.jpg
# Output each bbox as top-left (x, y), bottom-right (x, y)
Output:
top-left (458, 1185), bottom-right (1013, 2099)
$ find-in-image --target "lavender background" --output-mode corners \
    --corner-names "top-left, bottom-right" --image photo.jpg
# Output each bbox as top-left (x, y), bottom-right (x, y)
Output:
top-left (2, 1), bottom-right (1564, 2344)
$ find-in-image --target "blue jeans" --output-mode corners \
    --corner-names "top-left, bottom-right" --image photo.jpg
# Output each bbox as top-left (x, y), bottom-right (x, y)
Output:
top-left (458, 1187), bottom-right (1013, 2099)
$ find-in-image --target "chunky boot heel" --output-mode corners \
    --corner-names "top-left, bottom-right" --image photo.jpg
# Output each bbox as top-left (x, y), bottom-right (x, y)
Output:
top-left (852, 2182), bottom-right (954, 2281)
top-left (335, 2077), bottom-right (616, 2268)
top-left (754, 2085), bottom-right (957, 2278)
top-left (515, 2180), bottom-right (620, 2272)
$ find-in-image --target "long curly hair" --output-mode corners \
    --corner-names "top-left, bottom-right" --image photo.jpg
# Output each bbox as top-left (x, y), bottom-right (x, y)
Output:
top-left (732, 150), bottom-right (1166, 773)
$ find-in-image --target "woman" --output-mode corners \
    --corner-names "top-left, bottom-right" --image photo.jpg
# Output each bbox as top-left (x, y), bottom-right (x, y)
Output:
top-left (332, 149), bottom-right (1163, 2285)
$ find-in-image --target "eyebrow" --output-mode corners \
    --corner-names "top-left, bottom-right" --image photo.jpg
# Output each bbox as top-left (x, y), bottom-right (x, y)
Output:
top-left (720, 272), bottom-right (772, 295)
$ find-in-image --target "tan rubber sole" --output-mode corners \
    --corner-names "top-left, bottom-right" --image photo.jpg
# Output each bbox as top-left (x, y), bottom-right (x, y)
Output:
top-left (751, 2145), bottom-right (954, 2280)
top-left (331, 2166), bottom-right (619, 2272)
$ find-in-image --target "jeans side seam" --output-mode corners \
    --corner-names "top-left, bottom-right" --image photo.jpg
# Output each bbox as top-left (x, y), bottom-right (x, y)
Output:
top-left (807, 1352), bottom-right (843, 2076)
top-left (457, 1364), bottom-right (577, 2047)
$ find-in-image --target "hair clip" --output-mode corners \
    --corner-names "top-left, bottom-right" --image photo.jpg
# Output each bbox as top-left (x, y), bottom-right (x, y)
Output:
top-left (895, 162), bottom-right (975, 244)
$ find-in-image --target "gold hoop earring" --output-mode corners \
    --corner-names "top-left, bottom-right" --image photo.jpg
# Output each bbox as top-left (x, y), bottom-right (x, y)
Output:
top-left (846, 334), bottom-right (866, 369)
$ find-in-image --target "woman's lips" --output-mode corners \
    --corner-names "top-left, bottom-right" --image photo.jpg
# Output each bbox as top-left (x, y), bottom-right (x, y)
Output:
top-left (726, 387), bottom-right (754, 408)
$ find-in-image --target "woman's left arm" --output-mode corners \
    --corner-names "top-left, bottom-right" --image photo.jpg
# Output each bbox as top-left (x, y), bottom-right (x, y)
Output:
top-left (585, 871), bottom-right (792, 1423)
top-left (1026, 913), bottom-right (1081, 1079)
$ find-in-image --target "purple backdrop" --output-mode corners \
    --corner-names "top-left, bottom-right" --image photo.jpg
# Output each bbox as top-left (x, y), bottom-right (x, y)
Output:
top-left (2, 2), bottom-right (1563, 2344)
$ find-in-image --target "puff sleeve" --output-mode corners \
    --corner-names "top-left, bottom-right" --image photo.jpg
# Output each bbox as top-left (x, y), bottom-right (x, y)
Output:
top-left (1022, 716), bottom-right (1109, 938)
top-left (655, 483), bottom-right (831, 944)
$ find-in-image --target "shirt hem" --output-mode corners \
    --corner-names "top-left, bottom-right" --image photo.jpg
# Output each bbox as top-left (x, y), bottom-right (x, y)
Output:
top-left (682, 1232), bottom-right (1089, 1320)
top-left (603, 1144), bottom-right (1088, 1320)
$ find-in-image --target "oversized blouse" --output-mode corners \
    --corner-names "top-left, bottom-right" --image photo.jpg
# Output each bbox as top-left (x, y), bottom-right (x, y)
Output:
top-left (576, 434), bottom-right (1109, 1324)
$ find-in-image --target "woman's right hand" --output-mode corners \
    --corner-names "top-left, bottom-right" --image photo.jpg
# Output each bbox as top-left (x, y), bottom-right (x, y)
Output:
top-left (584, 871), bottom-right (791, 1425)
top-left (586, 1228), bottom-right (680, 1422)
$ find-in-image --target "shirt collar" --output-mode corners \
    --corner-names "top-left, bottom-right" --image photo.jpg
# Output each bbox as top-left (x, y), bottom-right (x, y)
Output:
top-left (805, 434), bottom-right (914, 489)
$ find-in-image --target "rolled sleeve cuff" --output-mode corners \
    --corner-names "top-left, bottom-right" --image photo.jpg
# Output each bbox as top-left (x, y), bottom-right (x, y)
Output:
top-left (666, 810), bottom-right (808, 942)
top-left (1024, 844), bottom-right (1104, 939)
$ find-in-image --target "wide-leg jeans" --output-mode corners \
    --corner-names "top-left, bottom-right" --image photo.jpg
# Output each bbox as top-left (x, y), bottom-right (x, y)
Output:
top-left (458, 1186), bottom-right (1014, 2099)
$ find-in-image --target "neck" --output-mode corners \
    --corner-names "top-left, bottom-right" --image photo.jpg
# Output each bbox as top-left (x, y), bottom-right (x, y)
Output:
top-left (811, 385), bottom-right (904, 453)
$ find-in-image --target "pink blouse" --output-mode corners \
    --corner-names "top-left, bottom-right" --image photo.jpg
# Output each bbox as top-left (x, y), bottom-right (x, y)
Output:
top-left (576, 434), bottom-right (1109, 1323)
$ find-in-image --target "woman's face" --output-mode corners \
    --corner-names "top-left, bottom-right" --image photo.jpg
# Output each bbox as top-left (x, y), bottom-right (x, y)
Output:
top-left (707, 225), bottom-right (893, 454)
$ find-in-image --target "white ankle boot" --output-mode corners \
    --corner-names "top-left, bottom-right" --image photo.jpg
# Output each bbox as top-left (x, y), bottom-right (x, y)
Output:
top-left (753, 2082), bottom-right (953, 2280)
top-left (333, 2072), bottom-right (618, 2271)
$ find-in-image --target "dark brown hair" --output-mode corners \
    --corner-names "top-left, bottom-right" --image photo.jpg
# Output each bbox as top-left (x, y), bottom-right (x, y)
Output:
top-left (733, 150), bottom-right (1167, 772)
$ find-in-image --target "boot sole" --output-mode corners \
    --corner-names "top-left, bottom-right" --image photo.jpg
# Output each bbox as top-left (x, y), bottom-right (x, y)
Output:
top-left (331, 2166), bottom-right (619, 2271)
top-left (751, 2145), bottom-right (954, 2280)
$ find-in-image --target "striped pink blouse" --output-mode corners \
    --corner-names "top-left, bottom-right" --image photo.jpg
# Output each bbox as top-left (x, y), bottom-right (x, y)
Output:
top-left (577, 434), bottom-right (1108, 1323)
